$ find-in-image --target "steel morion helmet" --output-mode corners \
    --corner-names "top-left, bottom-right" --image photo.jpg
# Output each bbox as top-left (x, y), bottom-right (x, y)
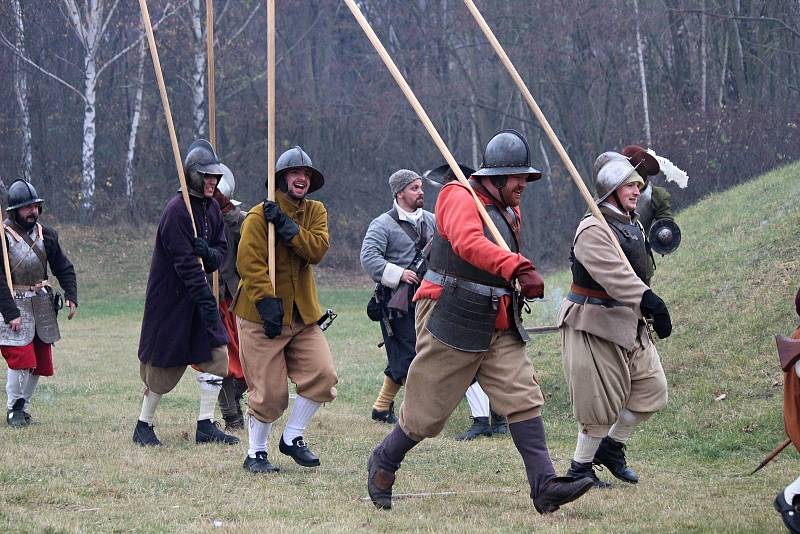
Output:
top-left (183, 139), bottom-right (225, 198)
top-left (423, 163), bottom-right (477, 186)
top-left (6, 179), bottom-right (44, 212)
top-left (593, 151), bottom-right (644, 204)
top-left (274, 146), bottom-right (324, 194)
top-left (472, 129), bottom-right (541, 181)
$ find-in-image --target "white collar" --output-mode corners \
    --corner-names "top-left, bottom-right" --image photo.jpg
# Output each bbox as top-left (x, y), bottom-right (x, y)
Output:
top-left (394, 199), bottom-right (423, 224)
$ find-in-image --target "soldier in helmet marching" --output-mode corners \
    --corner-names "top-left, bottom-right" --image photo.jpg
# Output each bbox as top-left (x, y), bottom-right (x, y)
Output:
top-left (366, 130), bottom-right (594, 513)
top-left (560, 151), bottom-right (672, 487)
top-left (1, 179), bottom-right (77, 427)
top-left (234, 146), bottom-right (337, 474)
top-left (133, 139), bottom-right (239, 447)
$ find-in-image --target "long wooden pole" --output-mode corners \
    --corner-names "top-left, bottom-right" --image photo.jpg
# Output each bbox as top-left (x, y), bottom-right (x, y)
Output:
top-left (266, 0), bottom-right (276, 287)
top-left (343, 0), bottom-right (508, 250)
top-left (206, 0), bottom-right (220, 304)
top-left (463, 0), bottom-right (631, 269)
top-left (748, 437), bottom-right (792, 475)
top-left (0, 202), bottom-right (14, 294)
top-left (139, 0), bottom-right (198, 239)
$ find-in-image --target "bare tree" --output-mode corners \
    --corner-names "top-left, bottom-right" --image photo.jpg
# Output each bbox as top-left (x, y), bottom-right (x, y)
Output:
top-left (634, 0), bottom-right (651, 146)
top-left (124, 37), bottom-right (147, 218)
top-left (11, 0), bottom-right (31, 182)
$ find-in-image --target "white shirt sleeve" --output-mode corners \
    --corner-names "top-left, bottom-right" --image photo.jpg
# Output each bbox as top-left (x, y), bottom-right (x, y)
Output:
top-left (381, 262), bottom-right (404, 289)
top-left (795, 359), bottom-right (800, 378)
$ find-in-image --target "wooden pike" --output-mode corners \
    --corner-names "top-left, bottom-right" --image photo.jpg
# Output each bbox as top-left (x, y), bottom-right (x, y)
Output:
top-left (0, 186), bottom-right (13, 296)
top-left (206, 0), bottom-right (220, 305)
top-left (360, 488), bottom-right (518, 502)
top-left (749, 437), bottom-right (792, 476)
top-left (463, 0), bottom-right (633, 271)
top-left (266, 0), bottom-right (276, 287)
top-left (343, 0), bottom-right (509, 251)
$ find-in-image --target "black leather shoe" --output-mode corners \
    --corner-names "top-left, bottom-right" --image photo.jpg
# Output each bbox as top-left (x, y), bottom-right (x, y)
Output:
top-left (593, 436), bottom-right (639, 484)
top-left (565, 460), bottom-right (610, 488)
top-left (196, 419), bottom-right (240, 445)
top-left (372, 401), bottom-right (399, 424)
top-left (455, 417), bottom-right (491, 441)
top-left (775, 491), bottom-right (800, 534)
top-left (243, 451), bottom-right (280, 474)
top-left (7, 398), bottom-right (27, 427)
top-left (279, 436), bottom-right (320, 467)
top-left (533, 476), bottom-right (594, 514)
top-left (133, 420), bottom-right (162, 446)
top-left (490, 410), bottom-right (508, 435)
top-left (367, 449), bottom-right (395, 510)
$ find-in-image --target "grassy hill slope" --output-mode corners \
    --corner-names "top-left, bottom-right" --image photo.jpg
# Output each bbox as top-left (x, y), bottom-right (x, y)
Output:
top-left (1, 163), bottom-right (799, 532)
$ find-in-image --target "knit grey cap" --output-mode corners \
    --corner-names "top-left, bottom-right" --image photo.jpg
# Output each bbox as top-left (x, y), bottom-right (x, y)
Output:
top-left (388, 169), bottom-right (421, 197)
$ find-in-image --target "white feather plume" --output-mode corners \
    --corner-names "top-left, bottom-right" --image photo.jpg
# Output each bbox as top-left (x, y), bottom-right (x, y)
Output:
top-left (647, 149), bottom-right (689, 189)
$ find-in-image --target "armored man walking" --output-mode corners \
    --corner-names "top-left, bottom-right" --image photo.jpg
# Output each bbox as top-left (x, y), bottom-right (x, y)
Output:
top-left (366, 130), bottom-right (594, 513)
top-left (2, 179), bottom-right (77, 427)
top-left (133, 140), bottom-right (238, 447)
top-left (560, 152), bottom-right (672, 487)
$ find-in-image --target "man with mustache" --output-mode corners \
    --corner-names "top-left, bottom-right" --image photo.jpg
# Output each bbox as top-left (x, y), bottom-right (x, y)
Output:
top-left (134, 139), bottom-right (239, 447)
top-left (1, 179), bottom-right (77, 427)
top-left (366, 130), bottom-right (594, 513)
top-left (234, 146), bottom-right (337, 474)
top-left (360, 169), bottom-right (435, 424)
top-left (560, 152), bottom-right (672, 487)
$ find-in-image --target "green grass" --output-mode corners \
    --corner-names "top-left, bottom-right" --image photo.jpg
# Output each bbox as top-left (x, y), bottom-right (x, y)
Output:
top-left (2, 163), bottom-right (800, 532)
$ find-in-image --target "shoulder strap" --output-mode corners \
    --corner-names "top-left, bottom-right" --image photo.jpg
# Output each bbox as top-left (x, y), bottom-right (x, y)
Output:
top-left (9, 221), bottom-right (47, 275)
top-left (387, 209), bottom-right (421, 244)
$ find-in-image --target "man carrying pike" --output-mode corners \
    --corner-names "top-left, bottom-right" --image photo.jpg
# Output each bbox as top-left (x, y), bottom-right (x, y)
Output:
top-left (366, 130), bottom-right (594, 514)
top-left (133, 139), bottom-right (239, 447)
top-left (560, 151), bottom-right (672, 487)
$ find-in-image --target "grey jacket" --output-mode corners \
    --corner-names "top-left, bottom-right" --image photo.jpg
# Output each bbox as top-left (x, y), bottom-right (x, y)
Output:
top-left (220, 205), bottom-right (246, 297)
top-left (360, 208), bottom-right (435, 289)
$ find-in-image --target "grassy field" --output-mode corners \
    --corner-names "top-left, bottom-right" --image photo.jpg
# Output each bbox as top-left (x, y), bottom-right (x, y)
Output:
top-left (2, 163), bottom-right (800, 532)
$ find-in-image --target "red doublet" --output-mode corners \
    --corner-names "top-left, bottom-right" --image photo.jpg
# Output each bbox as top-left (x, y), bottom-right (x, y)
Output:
top-left (220, 297), bottom-right (245, 381)
top-left (414, 182), bottom-right (530, 330)
top-left (785, 327), bottom-right (800, 452)
top-left (2, 338), bottom-right (54, 376)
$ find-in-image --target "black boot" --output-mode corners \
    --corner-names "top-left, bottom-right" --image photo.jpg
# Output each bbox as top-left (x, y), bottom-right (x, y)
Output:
top-left (490, 410), bottom-right (508, 435)
top-left (565, 460), bottom-right (611, 488)
top-left (243, 451), bottom-right (280, 474)
top-left (218, 377), bottom-right (246, 430)
top-left (133, 420), bottom-right (162, 446)
top-left (196, 419), bottom-right (240, 445)
top-left (455, 416), bottom-right (491, 441)
top-left (775, 491), bottom-right (800, 534)
top-left (593, 436), bottom-right (639, 484)
top-left (6, 398), bottom-right (27, 427)
top-left (372, 401), bottom-right (399, 424)
top-left (279, 436), bottom-right (321, 467)
top-left (367, 425), bottom-right (419, 510)
top-left (510, 417), bottom-right (593, 514)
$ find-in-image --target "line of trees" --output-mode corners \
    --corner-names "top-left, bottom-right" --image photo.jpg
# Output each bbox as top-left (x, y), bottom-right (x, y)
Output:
top-left (0, 0), bottom-right (798, 269)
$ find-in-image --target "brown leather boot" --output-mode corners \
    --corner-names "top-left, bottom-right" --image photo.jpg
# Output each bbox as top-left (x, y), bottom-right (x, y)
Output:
top-left (367, 450), bottom-right (396, 509)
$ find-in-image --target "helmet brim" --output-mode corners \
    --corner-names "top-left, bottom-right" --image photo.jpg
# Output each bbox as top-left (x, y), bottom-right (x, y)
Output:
top-left (472, 165), bottom-right (542, 181)
top-left (423, 163), bottom-right (477, 185)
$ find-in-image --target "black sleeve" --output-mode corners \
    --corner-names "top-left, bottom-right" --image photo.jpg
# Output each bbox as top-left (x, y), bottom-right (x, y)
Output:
top-left (0, 243), bottom-right (20, 323)
top-left (42, 226), bottom-right (78, 306)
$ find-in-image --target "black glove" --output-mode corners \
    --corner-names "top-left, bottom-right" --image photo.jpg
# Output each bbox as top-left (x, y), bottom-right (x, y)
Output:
top-left (262, 200), bottom-right (300, 242)
top-left (190, 284), bottom-right (220, 329)
top-left (255, 296), bottom-right (284, 339)
top-left (640, 289), bottom-right (672, 339)
top-left (192, 237), bottom-right (222, 272)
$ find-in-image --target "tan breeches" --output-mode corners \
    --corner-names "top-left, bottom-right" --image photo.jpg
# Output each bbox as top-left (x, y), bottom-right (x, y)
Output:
top-left (139, 345), bottom-right (229, 395)
top-left (561, 325), bottom-right (668, 437)
top-left (237, 317), bottom-right (338, 423)
top-left (398, 298), bottom-right (545, 441)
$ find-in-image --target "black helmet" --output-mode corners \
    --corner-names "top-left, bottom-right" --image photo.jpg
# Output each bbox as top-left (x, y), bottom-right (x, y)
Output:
top-left (6, 179), bottom-right (44, 211)
top-left (183, 139), bottom-right (225, 197)
top-left (472, 129), bottom-right (541, 181)
top-left (423, 162), bottom-right (476, 185)
top-left (275, 146), bottom-right (324, 194)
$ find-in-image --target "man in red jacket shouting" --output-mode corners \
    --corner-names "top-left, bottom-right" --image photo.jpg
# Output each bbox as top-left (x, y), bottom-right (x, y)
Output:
top-left (366, 130), bottom-right (593, 514)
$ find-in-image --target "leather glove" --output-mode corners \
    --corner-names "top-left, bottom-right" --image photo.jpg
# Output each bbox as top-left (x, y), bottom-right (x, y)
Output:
top-left (640, 289), bottom-right (672, 339)
top-left (514, 261), bottom-right (545, 299)
top-left (190, 284), bottom-right (220, 329)
top-left (262, 200), bottom-right (300, 242)
top-left (213, 189), bottom-right (235, 215)
top-left (255, 296), bottom-right (284, 339)
top-left (192, 237), bottom-right (222, 272)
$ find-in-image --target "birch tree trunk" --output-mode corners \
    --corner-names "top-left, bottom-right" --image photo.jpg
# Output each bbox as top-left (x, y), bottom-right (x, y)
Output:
top-left (700, 0), bottom-right (707, 115)
top-left (190, 0), bottom-right (206, 137)
top-left (125, 38), bottom-right (147, 218)
top-left (12, 0), bottom-right (32, 182)
top-left (633, 0), bottom-right (651, 146)
top-left (79, 52), bottom-right (98, 222)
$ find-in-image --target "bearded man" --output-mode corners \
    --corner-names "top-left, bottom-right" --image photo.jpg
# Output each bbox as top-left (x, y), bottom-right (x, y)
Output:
top-left (366, 130), bottom-right (594, 513)
top-left (1, 179), bottom-right (77, 426)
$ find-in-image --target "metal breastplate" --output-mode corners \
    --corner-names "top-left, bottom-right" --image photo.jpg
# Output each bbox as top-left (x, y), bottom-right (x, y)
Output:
top-left (428, 204), bottom-right (519, 287)
top-left (572, 215), bottom-right (650, 289)
top-left (6, 224), bottom-right (47, 287)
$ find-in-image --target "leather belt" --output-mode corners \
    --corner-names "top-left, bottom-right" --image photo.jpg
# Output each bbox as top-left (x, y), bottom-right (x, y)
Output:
top-left (566, 291), bottom-right (624, 308)
top-left (424, 270), bottom-right (512, 297)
